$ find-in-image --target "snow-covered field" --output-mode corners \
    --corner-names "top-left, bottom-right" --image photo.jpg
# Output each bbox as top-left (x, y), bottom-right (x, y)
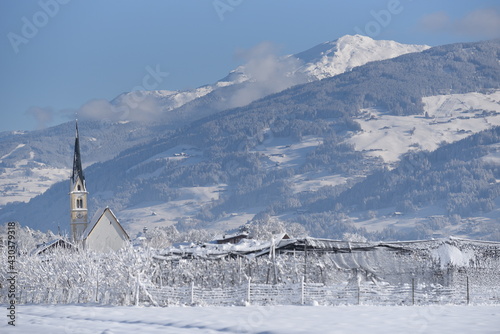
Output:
top-left (2, 304), bottom-right (499, 334)
top-left (119, 184), bottom-right (226, 235)
top-left (349, 90), bottom-right (500, 163)
top-left (0, 157), bottom-right (68, 207)
top-left (252, 133), bottom-right (323, 169)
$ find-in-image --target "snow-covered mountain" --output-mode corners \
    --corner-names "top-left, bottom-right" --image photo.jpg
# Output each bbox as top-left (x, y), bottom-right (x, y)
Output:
top-left (0, 121), bottom-right (159, 207)
top-left (113, 90), bottom-right (500, 238)
top-left (294, 34), bottom-right (430, 80)
top-left (111, 35), bottom-right (429, 119)
top-left (0, 35), bottom-right (429, 209)
top-left (2, 37), bottom-right (500, 242)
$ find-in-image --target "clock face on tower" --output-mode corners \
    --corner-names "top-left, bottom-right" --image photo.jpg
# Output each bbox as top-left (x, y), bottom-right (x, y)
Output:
top-left (77, 212), bottom-right (84, 219)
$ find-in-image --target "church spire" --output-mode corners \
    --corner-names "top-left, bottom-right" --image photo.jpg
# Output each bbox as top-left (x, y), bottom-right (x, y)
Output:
top-left (70, 120), bottom-right (89, 243)
top-left (71, 121), bottom-right (85, 185)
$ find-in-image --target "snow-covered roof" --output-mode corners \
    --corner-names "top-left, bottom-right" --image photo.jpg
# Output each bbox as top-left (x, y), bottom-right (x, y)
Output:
top-left (31, 238), bottom-right (75, 256)
top-left (88, 207), bottom-right (107, 229)
top-left (153, 236), bottom-right (500, 263)
top-left (213, 232), bottom-right (249, 244)
top-left (154, 236), bottom-right (295, 261)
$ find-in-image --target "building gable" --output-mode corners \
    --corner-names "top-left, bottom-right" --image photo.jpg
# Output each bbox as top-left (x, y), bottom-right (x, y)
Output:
top-left (84, 208), bottom-right (129, 252)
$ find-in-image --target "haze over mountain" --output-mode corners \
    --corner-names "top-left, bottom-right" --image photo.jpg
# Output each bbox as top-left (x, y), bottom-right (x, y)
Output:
top-left (1, 36), bottom-right (500, 242)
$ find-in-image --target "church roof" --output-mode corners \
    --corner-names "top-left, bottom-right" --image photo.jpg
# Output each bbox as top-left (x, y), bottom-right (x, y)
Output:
top-left (71, 121), bottom-right (85, 184)
top-left (82, 207), bottom-right (130, 241)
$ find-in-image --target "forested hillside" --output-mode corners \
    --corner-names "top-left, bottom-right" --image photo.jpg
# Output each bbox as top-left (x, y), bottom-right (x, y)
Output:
top-left (2, 38), bottom-right (500, 241)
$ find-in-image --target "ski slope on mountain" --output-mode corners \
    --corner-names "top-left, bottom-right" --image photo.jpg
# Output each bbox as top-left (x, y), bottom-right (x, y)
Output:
top-left (3, 305), bottom-right (499, 334)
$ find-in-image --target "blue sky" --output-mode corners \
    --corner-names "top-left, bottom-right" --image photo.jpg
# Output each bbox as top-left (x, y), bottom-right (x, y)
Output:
top-left (1, 0), bottom-right (499, 132)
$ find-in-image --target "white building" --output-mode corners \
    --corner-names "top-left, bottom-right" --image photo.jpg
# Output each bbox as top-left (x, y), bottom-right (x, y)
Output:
top-left (82, 207), bottom-right (130, 252)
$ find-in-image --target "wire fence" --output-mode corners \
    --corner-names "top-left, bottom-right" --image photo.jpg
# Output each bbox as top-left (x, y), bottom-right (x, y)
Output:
top-left (143, 279), bottom-right (500, 306)
top-left (12, 277), bottom-right (499, 307)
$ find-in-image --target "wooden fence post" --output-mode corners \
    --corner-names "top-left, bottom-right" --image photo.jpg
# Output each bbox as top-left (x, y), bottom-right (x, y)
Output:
top-left (412, 278), bottom-right (415, 305)
top-left (238, 255), bottom-right (242, 284)
top-left (357, 283), bottom-right (360, 305)
top-left (304, 244), bottom-right (308, 283)
top-left (247, 278), bottom-right (251, 305)
top-left (466, 276), bottom-right (470, 305)
top-left (191, 281), bottom-right (195, 305)
top-left (301, 277), bottom-right (305, 305)
top-left (135, 273), bottom-right (140, 306)
top-left (247, 257), bottom-right (252, 280)
top-left (96, 269), bottom-right (99, 303)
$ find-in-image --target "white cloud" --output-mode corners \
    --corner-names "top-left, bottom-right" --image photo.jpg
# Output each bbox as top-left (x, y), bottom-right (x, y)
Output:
top-left (25, 106), bottom-right (54, 129)
top-left (419, 8), bottom-right (500, 39)
top-left (455, 8), bottom-right (500, 38)
top-left (418, 12), bottom-right (451, 33)
top-left (70, 95), bottom-right (162, 123)
top-left (78, 99), bottom-right (118, 121)
top-left (227, 42), bottom-right (306, 109)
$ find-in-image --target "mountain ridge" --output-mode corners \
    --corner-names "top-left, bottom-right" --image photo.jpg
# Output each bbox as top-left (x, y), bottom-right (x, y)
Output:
top-left (111, 35), bottom-right (429, 125)
top-left (2, 37), bottom-right (500, 242)
top-left (0, 34), bottom-right (429, 208)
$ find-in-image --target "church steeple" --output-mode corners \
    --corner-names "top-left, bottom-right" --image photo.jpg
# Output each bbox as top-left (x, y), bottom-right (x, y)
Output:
top-left (71, 121), bottom-right (85, 186)
top-left (70, 121), bottom-right (89, 243)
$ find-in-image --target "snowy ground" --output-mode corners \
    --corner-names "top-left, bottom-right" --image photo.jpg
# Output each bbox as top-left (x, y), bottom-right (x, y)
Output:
top-left (0, 145), bottom-right (69, 207)
top-left (252, 132), bottom-right (323, 170)
top-left (119, 185), bottom-right (226, 236)
top-left (2, 304), bottom-right (499, 334)
top-left (349, 90), bottom-right (500, 163)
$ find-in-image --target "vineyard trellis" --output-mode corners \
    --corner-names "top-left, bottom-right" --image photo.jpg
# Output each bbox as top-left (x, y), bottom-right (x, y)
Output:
top-left (2, 235), bottom-right (500, 307)
top-left (12, 276), bottom-right (500, 307)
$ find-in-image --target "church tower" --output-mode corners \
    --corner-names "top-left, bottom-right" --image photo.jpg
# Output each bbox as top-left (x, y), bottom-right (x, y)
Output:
top-left (70, 121), bottom-right (88, 243)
